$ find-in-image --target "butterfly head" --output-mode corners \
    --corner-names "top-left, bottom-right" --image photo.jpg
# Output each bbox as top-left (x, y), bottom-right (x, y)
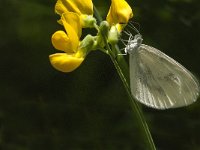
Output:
top-left (125, 34), bottom-right (143, 54)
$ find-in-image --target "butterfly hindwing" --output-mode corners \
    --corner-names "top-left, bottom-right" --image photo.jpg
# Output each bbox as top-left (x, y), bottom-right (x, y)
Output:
top-left (129, 44), bottom-right (199, 109)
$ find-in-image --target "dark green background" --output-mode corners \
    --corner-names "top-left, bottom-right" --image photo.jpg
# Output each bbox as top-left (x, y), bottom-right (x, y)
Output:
top-left (1, 0), bottom-right (200, 149)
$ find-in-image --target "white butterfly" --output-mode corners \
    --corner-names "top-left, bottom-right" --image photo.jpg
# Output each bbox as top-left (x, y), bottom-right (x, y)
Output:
top-left (124, 33), bottom-right (199, 109)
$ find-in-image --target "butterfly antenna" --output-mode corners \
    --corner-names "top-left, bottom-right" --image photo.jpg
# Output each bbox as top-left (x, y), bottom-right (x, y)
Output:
top-left (129, 21), bottom-right (141, 31)
top-left (127, 23), bottom-right (140, 35)
top-left (128, 20), bottom-right (141, 34)
top-left (123, 29), bottom-right (132, 36)
top-left (124, 29), bottom-right (135, 41)
top-left (120, 38), bottom-right (127, 46)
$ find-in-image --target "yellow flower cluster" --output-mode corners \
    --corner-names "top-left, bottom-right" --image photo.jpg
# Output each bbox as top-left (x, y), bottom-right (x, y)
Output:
top-left (49, 0), bottom-right (133, 73)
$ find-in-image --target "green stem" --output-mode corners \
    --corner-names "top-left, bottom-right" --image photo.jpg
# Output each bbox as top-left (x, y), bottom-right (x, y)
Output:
top-left (94, 6), bottom-right (156, 150)
top-left (111, 46), bottom-right (156, 150)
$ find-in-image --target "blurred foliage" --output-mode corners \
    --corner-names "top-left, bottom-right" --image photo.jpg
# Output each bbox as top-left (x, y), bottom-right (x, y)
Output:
top-left (0, 0), bottom-right (200, 149)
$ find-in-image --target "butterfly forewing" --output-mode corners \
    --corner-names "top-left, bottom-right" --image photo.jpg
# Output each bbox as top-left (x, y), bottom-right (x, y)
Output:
top-left (130, 44), bottom-right (200, 109)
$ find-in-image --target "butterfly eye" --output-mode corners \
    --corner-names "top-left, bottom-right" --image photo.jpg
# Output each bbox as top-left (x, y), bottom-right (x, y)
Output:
top-left (137, 38), bottom-right (143, 44)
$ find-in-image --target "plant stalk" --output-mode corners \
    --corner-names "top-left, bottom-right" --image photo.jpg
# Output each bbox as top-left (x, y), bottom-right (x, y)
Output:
top-left (94, 6), bottom-right (156, 150)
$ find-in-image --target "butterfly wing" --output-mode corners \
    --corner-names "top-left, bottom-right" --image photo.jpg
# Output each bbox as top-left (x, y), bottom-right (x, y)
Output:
top-left (129, 44), bottom-right (199, 109)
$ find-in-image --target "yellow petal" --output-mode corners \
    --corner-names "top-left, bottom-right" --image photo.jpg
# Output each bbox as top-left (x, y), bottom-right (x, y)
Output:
top-left (55, 0), bottom-right (93, 16)
top-left (106, 0), bottom-right (133, 25)
top-left (60, 13), bottom-right (81, 53)
top-left (49, 53), bottom-right (84, 72)
top-left (115, 23), bottom-right (126, 32)
top-left (71, 0), bottom-right (93, 15)
top-left (55, 0), bottom-right (71, 15)
top-left (62, 12), bottom-right (81, 38)
top-left (51, 30), bottom-right (73, 52)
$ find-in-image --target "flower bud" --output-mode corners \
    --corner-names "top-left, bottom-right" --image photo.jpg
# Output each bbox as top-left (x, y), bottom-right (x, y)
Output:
top-left (81, 15), bottom-right (97, 28)
top-left (108, 26), bottom-right (120, 45)
top-left (95, 21), bottom-right (110, 47)
top-left (106, 0), bottom-right (133, 25)
top-left (99, 21), bottom-right (110, 37)
top-left (79, 34), bottom-right (95, 55)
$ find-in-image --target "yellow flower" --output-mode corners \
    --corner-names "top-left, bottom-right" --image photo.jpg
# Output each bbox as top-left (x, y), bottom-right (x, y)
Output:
top-left (55, 0), bottom-right (95, 27)
top-left (49, 53), bottom-right (84, 72)
top-left (106, 0), bottom-right (133, 32)
top-left (50, 12), bottom-right (84, 72)
top-left (51, 12), bottom-right (81, 53)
